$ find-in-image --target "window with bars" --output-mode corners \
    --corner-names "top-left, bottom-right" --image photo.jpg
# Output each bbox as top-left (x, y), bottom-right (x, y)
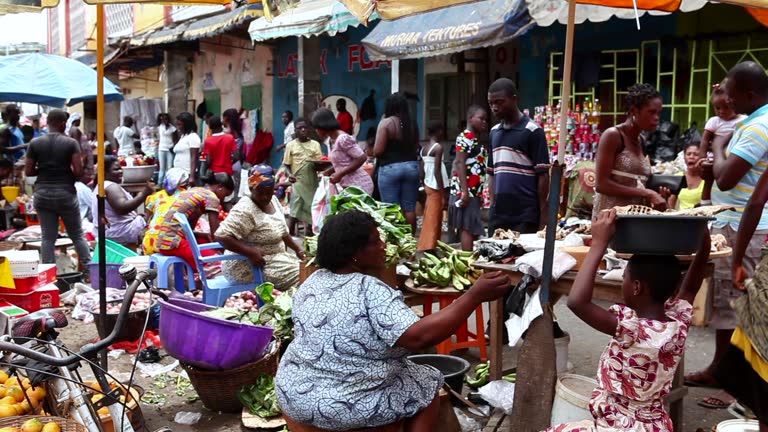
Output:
top-left (105, 3), bottom-right (134, 38)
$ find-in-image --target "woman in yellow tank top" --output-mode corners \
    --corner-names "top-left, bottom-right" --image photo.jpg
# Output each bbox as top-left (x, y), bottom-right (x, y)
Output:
top-left (669, 142), bottom-right (706, 209)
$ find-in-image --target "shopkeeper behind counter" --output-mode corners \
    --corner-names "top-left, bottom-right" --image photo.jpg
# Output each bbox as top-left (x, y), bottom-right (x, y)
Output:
top-left (276, 210), bottom-right (512, 432)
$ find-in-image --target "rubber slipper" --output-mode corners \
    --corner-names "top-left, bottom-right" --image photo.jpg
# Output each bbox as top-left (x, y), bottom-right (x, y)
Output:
top-left (697, 395), bottom-right (734, 409)
top-left (685, 370), bottom-right (721, 388)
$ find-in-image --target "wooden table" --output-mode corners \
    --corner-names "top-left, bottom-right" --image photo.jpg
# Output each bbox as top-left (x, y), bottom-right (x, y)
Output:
top-left (473, 261), bottom-right (716, 430)
top-left (24, 238), bottom-right (74, 256)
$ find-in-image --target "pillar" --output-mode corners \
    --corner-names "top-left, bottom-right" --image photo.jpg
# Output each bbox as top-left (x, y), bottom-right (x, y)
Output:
top-left (164, 49), bottom-right (190, 118)
top-left (297, 37), bottom-right (322, 119)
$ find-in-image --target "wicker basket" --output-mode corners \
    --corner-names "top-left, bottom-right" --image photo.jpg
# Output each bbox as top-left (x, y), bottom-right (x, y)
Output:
top-left (0, 415), bottom-right (87, 432)
top-left (182, 340), bottom-right (280, 413)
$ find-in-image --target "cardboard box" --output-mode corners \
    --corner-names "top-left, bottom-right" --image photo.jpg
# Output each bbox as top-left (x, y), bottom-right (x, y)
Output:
top-left (0, 283), bottom-right (60, 312)
top-left (0, 300), bottom-right (28, 337)
top-left (1, 264), bottom-right (56, 294)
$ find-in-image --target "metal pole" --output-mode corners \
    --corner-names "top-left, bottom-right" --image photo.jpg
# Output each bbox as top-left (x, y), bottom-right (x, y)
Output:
top-left (391, 59), bottom-right (400, 94)
top-left (96, 3), bottom-right (107, 370)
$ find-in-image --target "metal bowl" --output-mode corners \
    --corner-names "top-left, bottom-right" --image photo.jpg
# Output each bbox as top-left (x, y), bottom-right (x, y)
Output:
top-left (610, 214), bottom-right (713, 255)
top-left (122, 165), bottom-right (155, 184)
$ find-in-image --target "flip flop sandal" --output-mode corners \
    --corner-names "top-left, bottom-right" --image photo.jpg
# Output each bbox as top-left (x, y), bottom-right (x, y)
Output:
top-left (697, 395), bottom-right (734, 409)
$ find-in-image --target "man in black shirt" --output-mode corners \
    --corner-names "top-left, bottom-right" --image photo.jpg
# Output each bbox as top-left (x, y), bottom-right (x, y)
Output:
top-left (24, 110), bottom-right (91, 271)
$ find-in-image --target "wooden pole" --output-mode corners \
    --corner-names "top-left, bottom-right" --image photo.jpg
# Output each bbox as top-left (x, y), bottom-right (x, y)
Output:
top-left (557, 0), bottom-right (576, 165)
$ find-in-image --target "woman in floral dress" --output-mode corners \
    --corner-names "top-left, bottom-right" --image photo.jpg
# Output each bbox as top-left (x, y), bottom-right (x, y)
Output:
top-left (448, 105), bottom-right (488, 251)
top-left (546, 209), bottom-right (710, 432)
top-left (215, 164), bottom-right (304, 291)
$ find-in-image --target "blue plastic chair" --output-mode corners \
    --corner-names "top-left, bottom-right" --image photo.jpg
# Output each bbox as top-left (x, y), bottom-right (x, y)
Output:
top-left (174, 213), bottom-right (265, 306)
top-left (149, 254), bottom-right (195, 293)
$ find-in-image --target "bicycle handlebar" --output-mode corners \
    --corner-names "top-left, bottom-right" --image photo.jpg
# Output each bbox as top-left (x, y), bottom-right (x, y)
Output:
top-left (0, 267), bottom-right (158, 367)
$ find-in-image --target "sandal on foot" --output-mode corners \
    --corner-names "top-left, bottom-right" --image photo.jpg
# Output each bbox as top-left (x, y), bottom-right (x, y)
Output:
top-left (697, 393), bottom-right (734, 409)
top-left (685, 370), bottom-right (721, 388)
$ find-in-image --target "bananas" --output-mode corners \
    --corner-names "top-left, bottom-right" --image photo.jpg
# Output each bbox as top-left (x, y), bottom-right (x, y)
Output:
top-left (408, 241), bottom-right (482, 291)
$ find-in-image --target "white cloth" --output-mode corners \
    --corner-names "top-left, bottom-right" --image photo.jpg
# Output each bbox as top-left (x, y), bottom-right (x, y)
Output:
top-left (74, 181), bottom-right (92, 222)
top-left (705, 114), bottom-right (748, 137)
top-left (173, 132), bottom-right (201, 174)
top-left (422, 142), bottom-right (448, 190)
top-left (158, 124), bottom-right (176, 151)
top-left (283, 121), bottom-right (295, 145)
top-left (114, 125), bottom-right (136, 156)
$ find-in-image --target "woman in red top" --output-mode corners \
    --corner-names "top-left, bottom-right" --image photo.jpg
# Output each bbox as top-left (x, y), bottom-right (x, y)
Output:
top-left (203, 116), bottom-right (238, 175)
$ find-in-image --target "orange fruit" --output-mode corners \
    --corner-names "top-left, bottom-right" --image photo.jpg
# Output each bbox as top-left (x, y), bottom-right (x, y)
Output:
top-left (5, 377), bottom-right (19, 388)
top-left (18, 400), bottom-right (31, 414)
top-left (7, 386), bottom-right (24, 402)
top-left (0, 404), bottom-right (15, 417)
top-left (26, 386), bottom-right (46, 401)
top-left (0, 396), bottom-right (16, 405)
top-left (25, 395), bottom-right (39, 409)
top-left (21, 378), bottom-right (31, 390)
top-left (0, 371), bottom-right (9, 384)
top-left (0, 385), bottom-right (8, 398)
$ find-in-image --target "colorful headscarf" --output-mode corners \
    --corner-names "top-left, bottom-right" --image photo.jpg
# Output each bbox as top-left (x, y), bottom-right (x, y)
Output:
top-left (163, 167), bottom-right (190, 194)
top-left (248, 164), bottom-right (275, 189)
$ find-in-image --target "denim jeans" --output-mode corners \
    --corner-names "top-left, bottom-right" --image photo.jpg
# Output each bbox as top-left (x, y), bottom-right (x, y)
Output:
top-left (34, 187), bottom-right (92, 269)
top-left (157, 149), bottom-right (174, 186)
top-left (377, 160), bottom-right (420, 211)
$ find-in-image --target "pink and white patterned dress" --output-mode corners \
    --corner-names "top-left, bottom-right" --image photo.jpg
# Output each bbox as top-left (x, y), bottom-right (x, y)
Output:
top-left (545, 299), bottom-right (692, 432)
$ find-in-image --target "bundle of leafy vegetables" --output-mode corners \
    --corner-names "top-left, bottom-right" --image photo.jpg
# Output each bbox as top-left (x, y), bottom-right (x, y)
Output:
top-left (201, 282), bottom-right (295, 342)
top-left (303, 186), bottom-right (416, 266)
top-left (238, 375), bottom-right (280, 418)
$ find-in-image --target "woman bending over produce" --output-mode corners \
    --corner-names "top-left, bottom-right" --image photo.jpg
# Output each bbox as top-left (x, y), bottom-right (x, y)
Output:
top-left (215, 164), bottom-right (303, 291)
top-left (276, 210), bottom-right (512, 431)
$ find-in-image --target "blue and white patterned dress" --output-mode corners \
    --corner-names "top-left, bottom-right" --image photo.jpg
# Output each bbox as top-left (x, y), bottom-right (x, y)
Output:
top-left (276, 270), bottom-right (443, 430)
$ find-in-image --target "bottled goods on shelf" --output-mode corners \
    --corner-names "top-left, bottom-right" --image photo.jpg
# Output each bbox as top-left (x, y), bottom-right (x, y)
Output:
top-left (530, 97), bottom-right (602, 161)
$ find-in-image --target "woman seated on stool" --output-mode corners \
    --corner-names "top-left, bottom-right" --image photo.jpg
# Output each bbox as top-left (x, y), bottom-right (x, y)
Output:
top-left (215, 164), bottom-right (303, 291)
top-left (144, 167), bottom-right (189, 223)
top-left (92, 156), bottom-right (152, 245)
top-left (276, 210), bottom-right (512, 432)
top-left (142, 173), bottom-right (233, 270)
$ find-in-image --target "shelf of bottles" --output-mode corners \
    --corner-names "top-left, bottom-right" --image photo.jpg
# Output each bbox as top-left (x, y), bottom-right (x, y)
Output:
top-left (529, 97), bottom-right (602, 161)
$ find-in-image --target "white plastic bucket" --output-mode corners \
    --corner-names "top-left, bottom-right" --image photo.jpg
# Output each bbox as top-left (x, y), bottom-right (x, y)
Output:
top-left (555, 332), bottom-right (571, 375)
top-left (551, 374), bottom-right (597, 426)
top-left (122, 256), bottom-right (155, 285)
top-left (716, 419), bottom-right (760, 432)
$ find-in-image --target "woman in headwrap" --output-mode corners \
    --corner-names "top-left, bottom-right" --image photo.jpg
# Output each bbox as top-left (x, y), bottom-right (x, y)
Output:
top-left (215, 164), bottom-right (303, 291)
top-left (144, 167), bottom-right (190, 223)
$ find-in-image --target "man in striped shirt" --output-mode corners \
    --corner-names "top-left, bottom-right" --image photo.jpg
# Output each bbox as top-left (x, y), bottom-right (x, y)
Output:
top-left (686, 61), bottom-right (768, 394)
top-left (486, 78), bottom-right (550, 234)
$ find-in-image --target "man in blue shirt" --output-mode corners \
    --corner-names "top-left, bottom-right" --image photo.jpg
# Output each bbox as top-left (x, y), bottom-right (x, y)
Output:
top-left (486, 78), bottom-right (550, 234)
top-left (2, 105), bottom-right (26, 162)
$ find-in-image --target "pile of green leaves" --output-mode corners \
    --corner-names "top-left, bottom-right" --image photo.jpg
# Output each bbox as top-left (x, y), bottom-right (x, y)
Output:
top-left (201, 282), bottom-right (295, 342)
top-left (304, 186), bottom-right (416, 266)
top-left (238, 375), bottom-right (280, 418)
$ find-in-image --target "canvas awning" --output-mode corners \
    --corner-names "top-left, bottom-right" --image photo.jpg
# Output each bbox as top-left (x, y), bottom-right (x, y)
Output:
top-left (248, 0), bottom-right (373, 41)
top-left (361, 0), bottom-right (533, 60)
top-left (126, 3), bottom-right (264, 47)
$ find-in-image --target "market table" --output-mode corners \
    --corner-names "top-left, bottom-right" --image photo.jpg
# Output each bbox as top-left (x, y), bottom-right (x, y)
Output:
top-left (473, 260), bottom-right (718, 431)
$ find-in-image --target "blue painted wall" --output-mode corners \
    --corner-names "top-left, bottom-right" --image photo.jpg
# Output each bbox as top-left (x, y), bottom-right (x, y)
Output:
top-left (271, 25), bottom-right (393, 167)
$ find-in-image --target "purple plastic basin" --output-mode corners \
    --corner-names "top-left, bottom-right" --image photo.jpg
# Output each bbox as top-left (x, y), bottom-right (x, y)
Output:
top-left (158, 298), bottom-right (273, 370)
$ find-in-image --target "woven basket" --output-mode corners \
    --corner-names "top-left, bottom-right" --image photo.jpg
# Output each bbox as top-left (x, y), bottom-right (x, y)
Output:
top-left (182, 341), bottom-right (280, 413)
top-left (0, 415), bottom-right (87, 432)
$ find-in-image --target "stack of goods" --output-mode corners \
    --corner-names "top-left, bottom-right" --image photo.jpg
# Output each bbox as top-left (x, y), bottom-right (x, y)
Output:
top-left (406, 241), bottom-right (481, 291)
top-left (531, 97), bottom-right (602, 160)
top-left (0, 251), bottom-right (60, 312)
top-left (304, 187), bottom-right (417, 267)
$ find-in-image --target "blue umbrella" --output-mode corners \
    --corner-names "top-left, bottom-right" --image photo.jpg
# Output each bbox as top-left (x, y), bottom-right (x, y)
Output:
top-left (0, 53), bottom-right (123, 107)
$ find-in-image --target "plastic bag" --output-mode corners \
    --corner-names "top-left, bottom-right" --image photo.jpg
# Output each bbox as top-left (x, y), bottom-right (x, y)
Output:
top-left (174, 411), bottom-right (202, 425)
top-left (239, 168), bottom-right (251, 198)
top-left (311, 176), bottom-right (339, 234)
top-left (478, 380), bottom-right (516, 415)
top-left (515, 249), bottom-right (577, 280)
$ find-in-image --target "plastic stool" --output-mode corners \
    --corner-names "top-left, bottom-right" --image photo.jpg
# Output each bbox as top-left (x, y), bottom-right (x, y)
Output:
top-left (423, 293), bottom-right (487, 361)
top-left (149, 254), bottom-right (195, 293)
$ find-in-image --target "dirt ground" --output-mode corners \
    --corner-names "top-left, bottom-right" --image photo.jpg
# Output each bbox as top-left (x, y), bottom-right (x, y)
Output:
top-left (52, 298), bottom-right (737, 432)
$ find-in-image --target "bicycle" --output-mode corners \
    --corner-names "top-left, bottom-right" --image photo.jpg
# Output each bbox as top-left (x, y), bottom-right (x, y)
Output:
top-left (0, 265), bottom-right (171, 432)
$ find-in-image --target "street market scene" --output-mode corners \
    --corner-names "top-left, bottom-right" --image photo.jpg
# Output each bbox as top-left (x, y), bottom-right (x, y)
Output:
top-left (1, 0), bottom-right (768, 430)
